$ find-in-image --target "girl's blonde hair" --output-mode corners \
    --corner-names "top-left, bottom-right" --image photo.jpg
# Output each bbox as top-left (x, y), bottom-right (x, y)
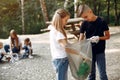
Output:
top-left (52, 8), bottom-right (70, 38)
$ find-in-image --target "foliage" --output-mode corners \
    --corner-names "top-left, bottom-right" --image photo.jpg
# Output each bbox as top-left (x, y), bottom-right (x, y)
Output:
top-left (80, 0), bottom-right (120, 25)
top-left (0, 0), bottom-right (46, 38)
top-left (24, 0), bottom-right (45, 34)
top-left (0, 0), bottom-right (21, 38)
top-left (0, 0), bottom-right (120, 38)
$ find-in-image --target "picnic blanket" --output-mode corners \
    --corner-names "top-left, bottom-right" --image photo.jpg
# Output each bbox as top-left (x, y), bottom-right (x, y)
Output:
top-left (67, 40), bottom-right (92, 80)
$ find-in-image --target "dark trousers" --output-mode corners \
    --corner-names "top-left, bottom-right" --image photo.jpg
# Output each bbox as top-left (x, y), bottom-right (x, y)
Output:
top-left (88, 53), bottom-right (108, 80)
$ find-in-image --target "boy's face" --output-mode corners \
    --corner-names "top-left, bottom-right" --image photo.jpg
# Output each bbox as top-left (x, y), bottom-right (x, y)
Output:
top-left (81, 10), bottom-right (93, 22)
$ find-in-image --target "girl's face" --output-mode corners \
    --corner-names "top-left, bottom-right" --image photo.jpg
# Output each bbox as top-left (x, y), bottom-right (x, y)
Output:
top-left (25, 41), bottom-right (29, 45)
top-left (62, 15), bottom-right (70, 27)
top-left (10, 33), bottom-right (15, 38)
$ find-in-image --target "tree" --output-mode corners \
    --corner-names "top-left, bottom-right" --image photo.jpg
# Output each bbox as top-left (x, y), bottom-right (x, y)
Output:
top-left (74, 0), bottom-right (79, 18)
top-left (114, 0), bottom-right (119, 25)
top-left (106, 0), bottom-right (110, 24)
top-left (39, 0), bottom-right (49, 21)
top-left (93, 0), bottom-right (97, 15)
top-left (20, 0), bottom-right (25, 34)
top-left (64, 0), bottom-right (70, 9)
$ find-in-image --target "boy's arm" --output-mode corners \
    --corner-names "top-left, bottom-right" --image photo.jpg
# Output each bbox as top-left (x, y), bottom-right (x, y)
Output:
top-left (99, 30), bottom-right (110, 40)
top-left (79, 33), bottom-right (84, 41)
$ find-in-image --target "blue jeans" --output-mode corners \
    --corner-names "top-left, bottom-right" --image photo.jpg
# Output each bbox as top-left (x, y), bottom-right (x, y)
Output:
top-left (23, 46), bottom-right (29, 53)
top-left (88, 53), bottom-right (108, 80)
top-left (4, 45), bottom-right (10, 53)
top-left (4, 45), bottom-right (20, 53)
top-left (22, 46), bottom-right (29, 58)
top-left (53, 57), bottom-right (69, 80)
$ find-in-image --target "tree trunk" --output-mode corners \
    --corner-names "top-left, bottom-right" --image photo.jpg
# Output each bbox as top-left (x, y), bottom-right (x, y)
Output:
top-left (74, 0), bottom-right (79, 18)
top-left (97, 2), bottom-right (101, 16)
top-left (114, 0), bottom-right (118, 25)
top-left (93, 0), bottom-right (97, 14)
top-left (21, 0), bottom-right (25, 34)
top-left (39, 0), bottom-right (49, 21)
top-left (64, 0), bottom-right (69, 9)
top-left (106, 0), bottom-right (110, 24)
top-left (117, 9), bottom-right (120, 25)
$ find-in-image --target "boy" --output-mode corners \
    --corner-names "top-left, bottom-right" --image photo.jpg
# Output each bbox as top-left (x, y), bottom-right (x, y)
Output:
top-left (77, 4), bottom-right (110, 80)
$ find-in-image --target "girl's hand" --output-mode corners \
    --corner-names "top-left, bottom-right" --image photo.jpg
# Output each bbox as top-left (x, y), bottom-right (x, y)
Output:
top-left (65, 47), bottom-right (79, 55)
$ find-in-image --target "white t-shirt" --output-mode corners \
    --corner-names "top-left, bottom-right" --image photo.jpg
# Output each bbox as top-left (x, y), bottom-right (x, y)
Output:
top-left (8, 36), bottom-right (22, 46)
top-left (48, 25), bottom-right (67, 60)
top-left (0, 48), bottom-right (5, 58)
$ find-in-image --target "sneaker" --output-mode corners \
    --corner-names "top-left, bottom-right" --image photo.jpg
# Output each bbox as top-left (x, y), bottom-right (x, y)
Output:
top-left (28, 55), bottom-right (33, 59)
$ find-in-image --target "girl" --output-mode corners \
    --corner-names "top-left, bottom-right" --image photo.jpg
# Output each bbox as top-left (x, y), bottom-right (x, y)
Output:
top-left (4, 29), bottom-right (22, 60)
top-left (48, 9), bottom-right (78, 80)
top-left (22, 38), bottom-right (33, 58)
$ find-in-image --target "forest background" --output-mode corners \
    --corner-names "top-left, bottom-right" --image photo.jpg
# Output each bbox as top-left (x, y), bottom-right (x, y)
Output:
top-left (0, 0), bottom-right (120, 38)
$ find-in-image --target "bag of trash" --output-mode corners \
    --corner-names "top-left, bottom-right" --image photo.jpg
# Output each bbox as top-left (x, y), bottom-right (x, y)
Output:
top-left (66, 40), bottom-right (92, 80)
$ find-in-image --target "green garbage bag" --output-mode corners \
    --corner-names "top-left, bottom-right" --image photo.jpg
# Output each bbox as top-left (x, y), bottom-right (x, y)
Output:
top-left (77, 61), bottom-right (90, 77)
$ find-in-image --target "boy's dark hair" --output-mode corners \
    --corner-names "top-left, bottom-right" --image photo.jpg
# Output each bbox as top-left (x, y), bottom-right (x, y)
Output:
top-left (24, 38), bottom-right (30, 42)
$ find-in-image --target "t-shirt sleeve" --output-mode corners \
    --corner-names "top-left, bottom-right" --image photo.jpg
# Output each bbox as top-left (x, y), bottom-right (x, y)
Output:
top-left (102, 20), bottom-right (109, 31)
top-left (80, 21), bottom-right (86, 33)
top-left (56, 31), bottom-right (65, 41)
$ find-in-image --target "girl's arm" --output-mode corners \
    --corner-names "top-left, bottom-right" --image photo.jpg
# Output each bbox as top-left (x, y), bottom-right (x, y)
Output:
top-left (58, 39), bottom-right (79, 55)
top-left (29, 41), bottom-right (32, 47)
top-left (65, 47), bottom-right (79, 55)
top-left (58, 39), bottom-right (67, 48)
top-left (20, 43), bottom-right (22, 51)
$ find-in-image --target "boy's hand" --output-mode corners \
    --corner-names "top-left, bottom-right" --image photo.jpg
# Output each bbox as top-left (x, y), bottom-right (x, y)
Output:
top-left (89, 36), bottom-right (99, 43)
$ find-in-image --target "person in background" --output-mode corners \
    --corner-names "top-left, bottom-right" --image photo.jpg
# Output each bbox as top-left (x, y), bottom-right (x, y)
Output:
top-left (22, 38), bottom-right (33, 58)
top-left (4, 29), bottom-right (22, 60)
top-left (78, 4), bottom-right (110, 80)
top-left (0, 42), bottom-right (6, 62)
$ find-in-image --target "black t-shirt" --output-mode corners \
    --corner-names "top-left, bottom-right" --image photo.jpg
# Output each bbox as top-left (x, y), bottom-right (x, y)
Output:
top-left (80, 17), bottom-right (109, 54)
